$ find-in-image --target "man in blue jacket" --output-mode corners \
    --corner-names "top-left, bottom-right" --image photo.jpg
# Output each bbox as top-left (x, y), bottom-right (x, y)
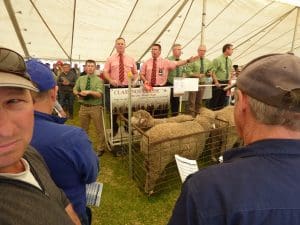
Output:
top-left (168, 53), bottom-right (300, 225)
top-left (27, 59), bottom-right (99, 225)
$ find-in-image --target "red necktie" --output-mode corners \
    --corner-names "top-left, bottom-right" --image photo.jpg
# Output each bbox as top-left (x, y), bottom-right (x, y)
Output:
top-left (151, 58), bottom-right (157, 86)
top-left (119, 54), bottom-right (124, 83)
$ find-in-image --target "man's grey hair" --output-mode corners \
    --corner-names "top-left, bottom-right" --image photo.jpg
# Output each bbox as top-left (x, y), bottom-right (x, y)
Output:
top-left (247, 95), bottom-right (300, 131)
top-left (172, 43), bottom-right (181, 48)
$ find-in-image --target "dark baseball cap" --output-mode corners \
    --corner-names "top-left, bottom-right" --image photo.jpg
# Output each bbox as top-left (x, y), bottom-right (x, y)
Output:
top-left (225, 53), bottom-right (300, 112)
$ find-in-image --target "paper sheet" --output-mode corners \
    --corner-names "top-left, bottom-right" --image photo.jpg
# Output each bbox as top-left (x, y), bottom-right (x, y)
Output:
top-left (175, 154), bottom-right (199, 183)
top-left (173, 78), bottom-right (199, 96)
top-left (86, 182), bottom-right (103, 207)
top-left (173, 78), bottom-right (185, 95)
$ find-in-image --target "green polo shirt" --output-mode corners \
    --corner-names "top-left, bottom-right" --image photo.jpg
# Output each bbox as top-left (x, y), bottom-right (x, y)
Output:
top-left (185, 58), bottom-right (212, 83)
top-left (212, 54), bottom-right (232, 81)
top-left (167, 56), bottom-right (186, 84)
top-left (73, 74), bottom-right (104, 105)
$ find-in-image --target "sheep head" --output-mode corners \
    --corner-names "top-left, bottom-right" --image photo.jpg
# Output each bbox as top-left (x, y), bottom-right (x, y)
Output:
top-left (131, 110), bottom-right (155, 129)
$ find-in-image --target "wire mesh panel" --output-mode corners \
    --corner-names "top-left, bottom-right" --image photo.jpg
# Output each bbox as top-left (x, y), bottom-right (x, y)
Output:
top-left (141, 122), bottom-right (207, 194)
top-left (122, 110), bottom-right (242, 195)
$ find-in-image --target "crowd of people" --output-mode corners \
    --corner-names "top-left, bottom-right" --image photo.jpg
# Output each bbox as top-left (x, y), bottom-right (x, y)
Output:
top-left (2, 37), bottom-right (300, 225)
top-left (49, 39), bottom-right (237, 144)
top-left (12, 40), bottom-right (236, 224)
top-left (51, 39), bottom-right (236, 130)
top-left (0, 40), bottom-right (236, 225)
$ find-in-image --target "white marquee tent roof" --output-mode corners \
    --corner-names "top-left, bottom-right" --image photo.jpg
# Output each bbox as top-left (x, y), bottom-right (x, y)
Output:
top-left (1, 0), bottom-right (300, 66)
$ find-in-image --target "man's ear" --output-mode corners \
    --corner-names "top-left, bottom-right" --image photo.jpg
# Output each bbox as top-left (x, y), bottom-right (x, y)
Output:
top-left (237, 90), bottom-right (248, 112)
top-left (50, 86), bottom-right (58, 101)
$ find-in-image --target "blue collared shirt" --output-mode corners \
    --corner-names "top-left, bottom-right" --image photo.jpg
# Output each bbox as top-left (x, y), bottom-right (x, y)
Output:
top-left (168, 139), bottom-right (300, 225)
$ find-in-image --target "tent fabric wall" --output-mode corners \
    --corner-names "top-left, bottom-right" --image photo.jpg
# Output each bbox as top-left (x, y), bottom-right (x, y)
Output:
top-left (1, 0), bottom-right (300, 65)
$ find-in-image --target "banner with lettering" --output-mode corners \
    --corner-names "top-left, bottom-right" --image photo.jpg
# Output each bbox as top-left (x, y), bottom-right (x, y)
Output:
top-left (110, 87), bottom-right (170, 114)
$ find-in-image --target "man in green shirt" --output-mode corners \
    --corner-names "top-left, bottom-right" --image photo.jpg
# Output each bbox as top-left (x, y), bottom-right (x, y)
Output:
top-left (210, 43), bottom-right (233, 110)
top-left (73, 59), bottom-right (105, 156)
top-left (185, 45), bottom-right (212, 117)
top-left (167, 44), bottom-right (186, 115)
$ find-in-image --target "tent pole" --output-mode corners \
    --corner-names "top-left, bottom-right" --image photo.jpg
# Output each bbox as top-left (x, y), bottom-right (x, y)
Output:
top-left (291, 7), bottom-right (300, 52)
top-left (4, 0), bottom-right (30, 58)
top-left (138, 0), bottom-right (189, 62)
top-left (200, 0), bottom-right (207, 45)
top-left (70, 0), bottom-right (77, 63)
top-left (128, 73), bottom-right (133, 178)
top-left (183, 0), bottom-right (235, 50)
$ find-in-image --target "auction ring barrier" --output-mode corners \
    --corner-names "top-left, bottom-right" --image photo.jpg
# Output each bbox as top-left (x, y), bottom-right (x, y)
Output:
top-left (102, 84), bottom-right (171, 156)
top-left (102, 81), bottom-right (230, 156)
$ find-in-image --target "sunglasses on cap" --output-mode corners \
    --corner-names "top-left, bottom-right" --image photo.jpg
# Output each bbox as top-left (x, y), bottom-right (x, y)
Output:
top-left (0, 47), bottom-right (31, 80)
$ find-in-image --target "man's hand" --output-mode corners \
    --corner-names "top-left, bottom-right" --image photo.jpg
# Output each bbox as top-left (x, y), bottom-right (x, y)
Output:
top-left (215, 81), bottom-right (221, 88)
top-left (188, 55), bottom-right (200, 63)
top-left (195, 73), bottom-right (205, 79)
top-left (206, 71), bottom-right (212, 77)
top-left (79, 90), bottom-right (90, 96)
top-left (62, 77), bottom-right (70, 85)
top-left (65, 204), bottom-right (81, 225)
top-left (143, 81), bottom-right (153, 92)
top-left (110, 79), bottom-right (118, 87)
top-left (62, 81), bottom-right (70, 85)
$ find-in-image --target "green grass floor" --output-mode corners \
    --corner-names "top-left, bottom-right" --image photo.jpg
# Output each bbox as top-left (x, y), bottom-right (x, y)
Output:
top-left (91, 152), bottom-right (180, 225)
top-left (67, 103), bottom-right (180, 225)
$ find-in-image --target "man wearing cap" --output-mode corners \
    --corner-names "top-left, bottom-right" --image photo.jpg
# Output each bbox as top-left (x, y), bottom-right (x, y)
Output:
top-left (168, 53), bottom-right (300, 225)
top-left (0, 48), bottom-right (80, 225)
top-left (74, 59), bottom-right (105, 156)
top-left (27, 59), bottom-right (99, 225)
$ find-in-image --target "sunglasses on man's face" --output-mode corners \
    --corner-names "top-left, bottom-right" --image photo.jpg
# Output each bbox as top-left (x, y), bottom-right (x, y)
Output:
top-left (0, 48), bottom-right (31, 80)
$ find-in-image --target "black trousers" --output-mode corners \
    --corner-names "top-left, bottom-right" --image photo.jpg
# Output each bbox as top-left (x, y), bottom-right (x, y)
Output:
top-left (58, 91), bottom-right (74, 117)
top-left (209, 80), bottom-right (228, 110)
top-left (151, 85), bottom-right (170, 118)
top-left (167, 82), bottom-right (180, 116)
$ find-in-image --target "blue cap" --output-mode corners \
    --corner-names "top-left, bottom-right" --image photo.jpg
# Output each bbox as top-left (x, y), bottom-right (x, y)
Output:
top-left (26, 59), bottom-right (56, 91)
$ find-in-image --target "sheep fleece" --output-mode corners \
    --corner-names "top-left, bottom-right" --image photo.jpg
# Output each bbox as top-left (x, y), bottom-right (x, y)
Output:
top-left (141, 121), bottom-right (206, 193)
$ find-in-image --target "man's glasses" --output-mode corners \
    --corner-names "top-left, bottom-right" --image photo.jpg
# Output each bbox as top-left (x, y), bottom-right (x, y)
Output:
top-left (0, 47), bottom-right (31, 80)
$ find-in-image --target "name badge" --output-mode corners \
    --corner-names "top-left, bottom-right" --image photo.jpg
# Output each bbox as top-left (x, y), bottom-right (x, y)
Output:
top-left (159, 68), bottom-right (163, 76)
